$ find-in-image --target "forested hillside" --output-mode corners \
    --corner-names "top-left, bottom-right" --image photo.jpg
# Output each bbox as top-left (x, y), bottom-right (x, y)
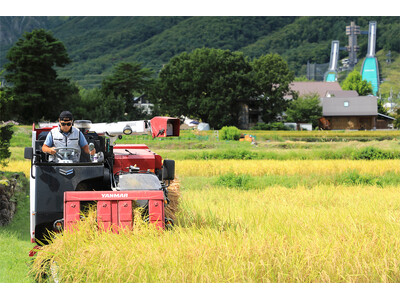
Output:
top-left (1, 16), bottom-right (399, 89)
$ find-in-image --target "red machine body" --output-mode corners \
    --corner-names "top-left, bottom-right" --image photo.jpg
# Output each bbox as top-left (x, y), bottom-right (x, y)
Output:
top-left (113, 144), bottom-right (163, 173)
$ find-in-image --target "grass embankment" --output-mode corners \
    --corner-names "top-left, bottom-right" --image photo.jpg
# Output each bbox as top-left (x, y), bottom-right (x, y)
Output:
top-left (0, 126), bottom-right (39, 283)
top-left (0, 172), bottom-right (33, 283)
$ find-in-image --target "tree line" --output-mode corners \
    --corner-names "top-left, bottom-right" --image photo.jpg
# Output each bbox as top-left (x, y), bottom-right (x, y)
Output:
top-left (1, 29), bottom-right (299, 129)
top-left (1, 29), bottom-right (380, 130)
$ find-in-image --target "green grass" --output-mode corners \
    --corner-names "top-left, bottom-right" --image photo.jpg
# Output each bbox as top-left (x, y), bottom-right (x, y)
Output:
top-left (183, 170), bottom-right (400, 190)
top-left (10, 125), bottom-right (32, 148)
top-left (0, 172), bottom-right (34, 283)
top-left (157, 145), bottom-right (400, 161)
top-left (9, 124), bottom-right (400, 161)
top-left (376, 49), bottom-right (400, 98)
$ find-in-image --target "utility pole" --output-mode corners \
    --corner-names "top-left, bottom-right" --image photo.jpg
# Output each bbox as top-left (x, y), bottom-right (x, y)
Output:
top-left (386, 50), bottom-right (392, 65)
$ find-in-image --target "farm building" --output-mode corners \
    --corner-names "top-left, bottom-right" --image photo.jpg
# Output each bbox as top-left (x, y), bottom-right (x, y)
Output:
top-left (289, 82), bottom-right (394, 130)
top-left (238, 82), bottom-right (393, 131)
top-left (321, 95), bottom-right (381, 130)
top-left (133, 94), bottom-right (154, 115)
top-left (239, 82), bottom-right (358, 129)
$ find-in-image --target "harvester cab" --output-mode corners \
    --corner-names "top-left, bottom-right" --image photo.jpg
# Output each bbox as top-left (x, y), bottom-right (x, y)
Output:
top-left (25, 117), bottom-right (180, 246)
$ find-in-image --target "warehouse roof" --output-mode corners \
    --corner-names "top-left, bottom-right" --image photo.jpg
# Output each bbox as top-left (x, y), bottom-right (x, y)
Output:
top-left (287, 82), bottom-right (343, 99)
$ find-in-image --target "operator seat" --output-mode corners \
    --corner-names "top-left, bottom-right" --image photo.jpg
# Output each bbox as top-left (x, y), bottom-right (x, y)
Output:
top-left (35, 131), bottom-right (49, 162)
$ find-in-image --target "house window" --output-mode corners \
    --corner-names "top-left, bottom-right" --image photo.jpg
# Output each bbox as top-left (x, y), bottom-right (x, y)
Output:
top-left (344, 101), bottom-right (349, 107)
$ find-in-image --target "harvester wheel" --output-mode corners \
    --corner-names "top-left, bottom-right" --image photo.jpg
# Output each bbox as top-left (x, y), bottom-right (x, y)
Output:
top-left (165, 218), bottom-right (174, 230)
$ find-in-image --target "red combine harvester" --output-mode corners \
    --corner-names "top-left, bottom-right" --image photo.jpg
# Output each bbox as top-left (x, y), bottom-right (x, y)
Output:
top-left (24, 117), bottom-right (180, 250)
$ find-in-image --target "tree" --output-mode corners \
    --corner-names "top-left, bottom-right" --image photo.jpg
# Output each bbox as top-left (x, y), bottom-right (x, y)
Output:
top-left (157, 48), bottom-right (253, 129)
top-left (0, 123), bottom-right (13, 167)
top-left (0, 71), bottom-right (15, 167)
top-left (0, 70), bottom-right (13, 121)
top-left (341, 70), bottom-right (373, 96)
top-left (5, 29), bottom-right (76, 123)
top-left (251, 54), bottom-right (295, 123)
top-left (393, 107), bottom-right (400, 129)
top-left (101, 62), bottom-right (154, 101)
top-left (101, 62), bottom-right (154, 120)
top-left (77, 87), bottom-right (126, 123)
top-left (285, 93), bottom-right (322, 128)
top-left (377, 99), bottom-right (389, 116)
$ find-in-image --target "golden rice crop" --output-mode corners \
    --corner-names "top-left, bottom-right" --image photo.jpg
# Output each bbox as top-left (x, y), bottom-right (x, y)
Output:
top-left (242, 130), bottom-right (400, 138)
top-left (176, 159), bottom-right (400, 177)
top-left (0, 160), bottom-right (30, 178)
top-left (32, 185), bottom-right (400, 283)
top-left (2, 158), bottom-right (400, 180)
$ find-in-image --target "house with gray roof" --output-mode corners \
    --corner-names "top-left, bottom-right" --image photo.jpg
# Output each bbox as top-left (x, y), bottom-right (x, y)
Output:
top-left (239, 81), bottom-right (391, 130)
top-left (321, 96), bottom-right (379, 130)
top-left (289, 82), bottom-right (392, 130)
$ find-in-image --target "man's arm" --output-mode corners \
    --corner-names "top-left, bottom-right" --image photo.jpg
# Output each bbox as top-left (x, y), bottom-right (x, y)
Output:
top-left (42, 132), bottom-right (56, 155)
top-left (42, 144), bottom-right (57, 155)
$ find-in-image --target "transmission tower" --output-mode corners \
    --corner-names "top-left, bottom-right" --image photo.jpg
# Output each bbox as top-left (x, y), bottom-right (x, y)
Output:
top-left (346, 21), bottom-right (360, 69)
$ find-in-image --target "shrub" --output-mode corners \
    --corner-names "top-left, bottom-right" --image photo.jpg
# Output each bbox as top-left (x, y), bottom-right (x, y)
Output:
top-left (352, 146), bottom-right (392, 160)
top-left (215, 173), bottom-right (252, 189)
top-left (219, 126), bottom-right (241, 140)
top-left (0, 124), bottom-right (14, 166)
top-left (336, 170), bottom-right (381, 186)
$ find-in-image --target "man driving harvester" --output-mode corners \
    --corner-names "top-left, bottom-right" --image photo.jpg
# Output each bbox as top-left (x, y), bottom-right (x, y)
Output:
top-left (42, 111), bottom-right (96, 163)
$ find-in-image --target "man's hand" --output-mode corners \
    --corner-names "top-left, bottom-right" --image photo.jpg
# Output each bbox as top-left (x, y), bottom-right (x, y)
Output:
top-left (83, 144), bottom-right (96, 156)
top-left (48, 147), bottom-right (57, 155)
top-left (42, 144), bottom-right (56, 155)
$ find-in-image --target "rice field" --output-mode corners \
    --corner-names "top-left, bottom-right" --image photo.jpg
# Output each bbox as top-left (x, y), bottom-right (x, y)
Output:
top-left (29, 158), bottom-right (400, 283)
top-left (177, 159), bottom-right (400, 177)
top-left (31, 184), bottom-right (400, 283)
top-left (3, 126), bottom-right (400, 283)
top-left (0, 159), bottom-right (30, 178)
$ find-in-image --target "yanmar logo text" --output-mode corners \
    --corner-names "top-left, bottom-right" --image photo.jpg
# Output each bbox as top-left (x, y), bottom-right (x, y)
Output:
top-left (101, 193), bottom-right (129, 198)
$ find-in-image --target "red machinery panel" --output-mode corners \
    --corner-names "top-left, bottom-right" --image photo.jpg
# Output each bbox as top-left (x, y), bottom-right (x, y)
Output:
top-left (113, 144), bottom-right (149, 150)
top-left (113, 146), bottom-right (162, 173)
top-left (64, 190), bottom-right (165, 232)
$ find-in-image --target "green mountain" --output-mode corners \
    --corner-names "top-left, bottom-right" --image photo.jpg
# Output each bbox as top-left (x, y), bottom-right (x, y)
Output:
top-left (1, 16), bottom-right (399, 92)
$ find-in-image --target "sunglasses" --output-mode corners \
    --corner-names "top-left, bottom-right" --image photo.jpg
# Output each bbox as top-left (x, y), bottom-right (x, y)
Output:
top-left (61, 122), bottom-right (72, 126)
